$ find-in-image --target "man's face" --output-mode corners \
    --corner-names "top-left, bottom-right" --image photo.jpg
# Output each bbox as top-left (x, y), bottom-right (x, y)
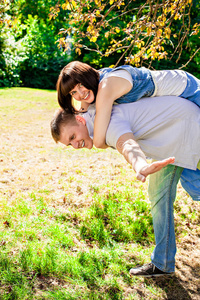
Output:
top-left (59, 117), bottom-right (93, 149)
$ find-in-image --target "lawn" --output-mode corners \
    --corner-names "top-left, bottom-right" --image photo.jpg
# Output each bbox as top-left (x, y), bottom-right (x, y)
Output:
top-left (0, 88), bottom-right (199, 299)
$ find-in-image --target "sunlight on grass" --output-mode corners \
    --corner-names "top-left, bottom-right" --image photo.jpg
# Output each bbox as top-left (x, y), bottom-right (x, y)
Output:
top-left (80, 190), bottom-right (153, 247)
top-left (0, 88), bottom-right (199, 299)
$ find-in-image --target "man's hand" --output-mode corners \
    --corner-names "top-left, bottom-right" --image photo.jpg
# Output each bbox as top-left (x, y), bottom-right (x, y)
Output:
top-left (116, 133), bottom-right (175, 182)
top-left (136, 157), bottom-right (175, 182)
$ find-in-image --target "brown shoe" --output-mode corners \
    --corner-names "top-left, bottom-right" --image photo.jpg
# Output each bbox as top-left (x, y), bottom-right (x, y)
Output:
top-left (129, 263), bottom-right (174, 277)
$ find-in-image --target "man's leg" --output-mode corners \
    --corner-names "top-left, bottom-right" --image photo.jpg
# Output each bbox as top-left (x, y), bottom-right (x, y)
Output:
top-left (130, 165), bottom-right (183, 276)
top-left (149, 165), bottom-right (183, 272)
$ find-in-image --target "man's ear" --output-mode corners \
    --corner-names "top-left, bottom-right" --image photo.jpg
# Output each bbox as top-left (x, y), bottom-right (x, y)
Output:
top-left (75, 115), bottom-right (86, 126)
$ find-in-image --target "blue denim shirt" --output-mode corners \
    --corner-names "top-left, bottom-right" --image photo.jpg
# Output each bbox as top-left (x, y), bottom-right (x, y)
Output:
top-left (99, 65), bottom-right (155, 104)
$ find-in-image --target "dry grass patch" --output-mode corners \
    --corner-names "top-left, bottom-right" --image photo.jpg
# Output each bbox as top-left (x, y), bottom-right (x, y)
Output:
top-left (0, 87), bottom-right (199, 300)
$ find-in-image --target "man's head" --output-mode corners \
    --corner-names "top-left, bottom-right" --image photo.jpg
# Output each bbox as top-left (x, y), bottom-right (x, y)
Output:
top-left (50, 109), bottom-right (93, 149)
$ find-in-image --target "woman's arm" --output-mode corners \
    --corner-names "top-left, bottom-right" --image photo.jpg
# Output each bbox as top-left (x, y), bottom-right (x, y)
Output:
top-left (93, 76), bottom-right (132, 148)
top-left (116, 132), bottom-right (175, 182)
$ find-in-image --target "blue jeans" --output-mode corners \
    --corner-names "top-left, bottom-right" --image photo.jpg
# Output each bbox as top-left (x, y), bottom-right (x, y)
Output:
top-left (180, 168), bottom-right (200, 201)
top-left (148, 165), bottom-right (183, 273)
top-left (148, 165), bottom-right (200, 272)
top-left (180, 71), bottom-right (200, 107)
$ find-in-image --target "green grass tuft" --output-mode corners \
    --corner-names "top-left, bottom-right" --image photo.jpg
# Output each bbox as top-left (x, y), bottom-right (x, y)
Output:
top-left (80, 191), bottom-right (153, 247)
top-left (0, 88), bottom-right (199, 299)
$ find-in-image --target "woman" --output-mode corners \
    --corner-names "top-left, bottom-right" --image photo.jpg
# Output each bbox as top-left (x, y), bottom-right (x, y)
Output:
top-left (57, 60), bottom-right (200, 149)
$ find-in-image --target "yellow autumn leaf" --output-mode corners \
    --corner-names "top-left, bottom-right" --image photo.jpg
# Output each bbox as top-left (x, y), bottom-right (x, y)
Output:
top-left (90, 36), bottom-right (97, 42)
top-left (156, 29), bottom-right (162, 38)
top-left (87, 25), bottom-right (93, 32)
top-left (105, 32), bottom-right (109, 38)
top-left (71, 0), bottom-right (76, 8)
top-left (147, 27), bottom-right (151, 36)
top-left (62, 2), bottom-right (71, 10)
top-left (75, 48), bottom-right (81, 55)
top-left (174, 14), bottom-right (179, 20)
top-left (165, 28), bottom-right (171, 34)
top-left (95, 0), bottom-right (101, 5)
top-left (164, 8), bottom-right (168, 14)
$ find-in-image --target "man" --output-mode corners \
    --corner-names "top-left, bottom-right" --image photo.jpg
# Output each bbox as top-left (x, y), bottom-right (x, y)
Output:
top-left (51, 95), bottom-right (200, 277)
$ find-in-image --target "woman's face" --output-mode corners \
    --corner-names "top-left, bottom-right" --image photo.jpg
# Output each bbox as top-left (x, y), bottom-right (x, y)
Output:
top-left (69, 83), bottom-right (95, 104)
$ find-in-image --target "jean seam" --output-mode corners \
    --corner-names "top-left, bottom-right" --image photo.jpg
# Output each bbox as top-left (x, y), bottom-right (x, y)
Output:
top-left (164, 165), bottom-right (177, 271)
top-left (148, 74), bottom-right (155, 96)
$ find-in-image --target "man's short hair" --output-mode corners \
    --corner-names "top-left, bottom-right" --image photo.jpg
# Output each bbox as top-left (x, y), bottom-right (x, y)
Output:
top-left (50, 109), bottom-right (77, 143)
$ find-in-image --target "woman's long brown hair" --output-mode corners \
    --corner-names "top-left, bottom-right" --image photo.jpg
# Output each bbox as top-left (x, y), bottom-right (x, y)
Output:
top-left (57, 61), bottom-right (100, 113)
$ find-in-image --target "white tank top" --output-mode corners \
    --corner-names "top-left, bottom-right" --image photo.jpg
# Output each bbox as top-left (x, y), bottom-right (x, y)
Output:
top-left (101, 69), bottom-right (133, 86)
top-left (151, 70), bottom-right (187, 97)
top-left (102, 68), bottom-right (187, 97)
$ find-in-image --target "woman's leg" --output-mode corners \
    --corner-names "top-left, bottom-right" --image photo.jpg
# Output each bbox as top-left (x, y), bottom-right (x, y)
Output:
top-left (148, 165), bottom-right (183, 273)
top-left (180, 71), bottom-right (200, 107)
top-left (180, 168), bottom-right (200, 201)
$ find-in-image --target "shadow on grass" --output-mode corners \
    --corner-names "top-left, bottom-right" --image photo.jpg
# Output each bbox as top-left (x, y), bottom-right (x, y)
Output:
top-left (145, 276), bottom-right (193, 300)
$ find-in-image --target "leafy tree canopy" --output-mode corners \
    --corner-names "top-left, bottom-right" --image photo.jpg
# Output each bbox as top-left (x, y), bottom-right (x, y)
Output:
top-left (50, 0), bottom-right (200, 70)
top-left (0, 0), bottom-right (71, 88)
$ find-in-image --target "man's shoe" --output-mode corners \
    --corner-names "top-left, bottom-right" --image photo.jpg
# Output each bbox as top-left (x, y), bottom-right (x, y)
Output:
top-left (129, 263), bottom-right (174, 277)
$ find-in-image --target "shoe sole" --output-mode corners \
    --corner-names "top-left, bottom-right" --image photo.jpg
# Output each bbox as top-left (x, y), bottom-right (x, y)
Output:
top-left (130, 272), bottom-right (174, 277)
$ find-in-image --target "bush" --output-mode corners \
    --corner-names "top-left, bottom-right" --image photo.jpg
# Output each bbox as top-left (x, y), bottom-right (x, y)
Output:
top-left (0, 29), bottom-right (24, 87)
top-left (0, 7), bottom-right (71, 88)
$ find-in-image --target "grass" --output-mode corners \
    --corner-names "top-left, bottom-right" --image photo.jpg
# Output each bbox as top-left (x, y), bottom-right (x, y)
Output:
top-left (0, 87), bottom-right (200, 299)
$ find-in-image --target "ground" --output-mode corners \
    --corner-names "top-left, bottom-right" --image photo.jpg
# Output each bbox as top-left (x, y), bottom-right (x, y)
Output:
top-left (0, 88), bottom-right (200, 299)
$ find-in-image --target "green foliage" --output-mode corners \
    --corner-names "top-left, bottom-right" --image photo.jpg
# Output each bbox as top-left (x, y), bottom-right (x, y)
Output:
top-left (0, 0), bottom-right (72, 88)
top-left (0, 5), bottom-right (23, 86)
top-left (17, 15), bottom-right (70, 89)
top-left (150, 1), bottom-right (200, 74)
top-left (1, 0), bottom-right (200, 87)
top-left (55, 0), bottom-right (200, 74)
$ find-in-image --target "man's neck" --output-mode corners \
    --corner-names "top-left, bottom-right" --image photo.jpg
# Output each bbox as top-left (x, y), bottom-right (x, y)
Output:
top-left (81, 105), bottom-right (96, 139)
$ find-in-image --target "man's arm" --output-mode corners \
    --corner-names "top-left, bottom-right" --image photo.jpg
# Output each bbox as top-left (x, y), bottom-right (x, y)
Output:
top-left (116, 132), bottom-right (175, 182)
